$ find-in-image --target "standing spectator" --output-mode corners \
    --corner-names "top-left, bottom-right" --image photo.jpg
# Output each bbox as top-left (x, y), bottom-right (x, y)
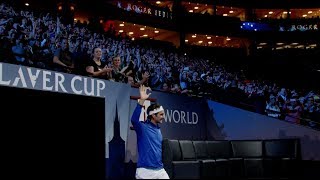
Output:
top-left (53, 38), bottom-right (75, 73)
top-left (110, 56), bottom-right (126, 82)
top-left (11, 38), bottom-right (26, 65)
top-left (283, 99), bottom-right (303, 124)
top-left (265, 95), bottom-right (281, 118)
top-left (86, 47), bottom-right (112, 78)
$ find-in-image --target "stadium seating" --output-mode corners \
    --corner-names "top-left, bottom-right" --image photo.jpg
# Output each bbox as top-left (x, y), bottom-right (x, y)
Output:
top-left (162, 138), bottom-right (301, 179)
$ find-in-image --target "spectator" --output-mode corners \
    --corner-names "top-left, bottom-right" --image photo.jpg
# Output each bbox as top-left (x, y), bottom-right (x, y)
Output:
top-left (11, 38), bottom-right (26, 64)
top-left (0, 2), bottom-right (319, 129)
top-left (110, 56), bottom-right (126, 82)
top-left (265, 95), bottom-right (281, 118)
top-left (53, 38), bottom-right (75, 73)
top-left (283, 98), bottom-right (303, 124)
top-left (86, 47), bottom-right (112, 79)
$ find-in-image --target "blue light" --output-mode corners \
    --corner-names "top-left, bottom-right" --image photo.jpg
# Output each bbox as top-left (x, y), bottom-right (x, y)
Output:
top-left (241, 21), bottom-right (273, 31)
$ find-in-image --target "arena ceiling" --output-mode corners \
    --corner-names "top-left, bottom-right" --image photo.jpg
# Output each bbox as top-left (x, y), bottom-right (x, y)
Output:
top-left (13, 0), bottom-right (320, 11)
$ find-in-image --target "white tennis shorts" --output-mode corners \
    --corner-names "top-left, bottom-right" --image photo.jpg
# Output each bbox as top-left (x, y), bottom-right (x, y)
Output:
top-left (135, 167), bottom-right (170, 179)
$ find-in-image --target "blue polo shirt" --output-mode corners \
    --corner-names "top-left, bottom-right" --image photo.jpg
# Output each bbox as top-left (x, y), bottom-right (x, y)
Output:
top-left (131, 104), bottom-right (163, 169)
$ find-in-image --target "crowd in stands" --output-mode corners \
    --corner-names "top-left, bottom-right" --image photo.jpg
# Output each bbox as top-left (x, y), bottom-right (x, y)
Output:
top-left (0, 3), bottom-right (319, 130)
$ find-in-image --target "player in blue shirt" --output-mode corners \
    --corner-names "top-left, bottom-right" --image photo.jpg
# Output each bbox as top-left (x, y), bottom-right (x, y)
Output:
top-left (131, 85), bottom-right (169, 179)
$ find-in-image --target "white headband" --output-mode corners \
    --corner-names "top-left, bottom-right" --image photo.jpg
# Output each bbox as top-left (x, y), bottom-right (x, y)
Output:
top-left (148, 106), bottom-right (164, 115)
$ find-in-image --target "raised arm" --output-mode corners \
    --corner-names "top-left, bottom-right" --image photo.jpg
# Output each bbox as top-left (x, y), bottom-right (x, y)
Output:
top-left (131, 85), bottom-right (152, 128)
top-left (138, 85), bottom-right (151, 105)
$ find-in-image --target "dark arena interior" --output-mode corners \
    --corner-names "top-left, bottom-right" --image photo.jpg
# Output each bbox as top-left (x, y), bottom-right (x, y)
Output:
top-left (0, 0), bottom-right (320, 179)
